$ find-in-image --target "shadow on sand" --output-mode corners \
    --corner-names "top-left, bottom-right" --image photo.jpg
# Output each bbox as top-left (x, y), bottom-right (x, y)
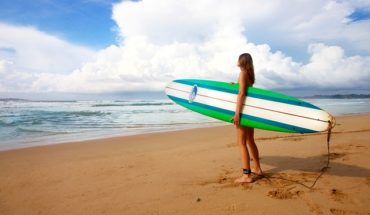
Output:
top-left (261, 155), bottom-right (370, 178)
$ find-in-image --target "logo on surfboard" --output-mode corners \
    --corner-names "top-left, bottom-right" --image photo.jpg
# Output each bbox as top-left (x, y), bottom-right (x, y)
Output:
top-left (189, 85), bottom-right (198, 103)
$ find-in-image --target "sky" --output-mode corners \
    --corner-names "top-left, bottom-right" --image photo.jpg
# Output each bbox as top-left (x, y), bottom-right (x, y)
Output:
top-left (0, 0), bottom-right (370, 99)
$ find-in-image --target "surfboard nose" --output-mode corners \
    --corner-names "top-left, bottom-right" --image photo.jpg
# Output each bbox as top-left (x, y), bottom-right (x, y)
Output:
top-left (164, 82), bottom-right (173, 96)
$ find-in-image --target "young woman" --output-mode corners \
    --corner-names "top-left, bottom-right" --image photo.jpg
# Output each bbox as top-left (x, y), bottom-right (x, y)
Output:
top-left (232, 53), bottom-right (263, 183)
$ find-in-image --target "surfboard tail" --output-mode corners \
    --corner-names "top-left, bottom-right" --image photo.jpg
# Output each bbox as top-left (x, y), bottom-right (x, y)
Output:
top-left (329, 115), bottom-right (336, 130)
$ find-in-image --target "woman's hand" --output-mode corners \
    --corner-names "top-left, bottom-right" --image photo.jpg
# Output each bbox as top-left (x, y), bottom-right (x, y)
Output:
top-left (232, 113), bottom-right (241, 125)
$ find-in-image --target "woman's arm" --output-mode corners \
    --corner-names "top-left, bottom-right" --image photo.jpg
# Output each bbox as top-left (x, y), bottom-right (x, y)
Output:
top-left (232, 71), bottom-right (247, 125)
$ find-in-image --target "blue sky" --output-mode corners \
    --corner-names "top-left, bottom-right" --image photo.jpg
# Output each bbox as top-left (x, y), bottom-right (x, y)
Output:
top-left (0, 0), bottom-right (369, 97)
top-left (1, 0), bottom-right (368, 52)
top-left (0, 0), bottom-right (121, 49)
top-left (349, 7), bottom-right (370, 22)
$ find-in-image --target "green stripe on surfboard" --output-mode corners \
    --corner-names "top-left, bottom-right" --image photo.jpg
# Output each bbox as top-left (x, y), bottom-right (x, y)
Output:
top-left (171, 95), bottom-right (295, 133)
top-left (175, 79), bottom-right (301, 102)
top-left (174, 79), bottom-right (320, 110)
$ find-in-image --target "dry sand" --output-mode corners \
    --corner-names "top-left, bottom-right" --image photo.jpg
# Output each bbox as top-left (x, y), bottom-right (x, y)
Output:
top-left (0, 114), bottom-right (369, 215)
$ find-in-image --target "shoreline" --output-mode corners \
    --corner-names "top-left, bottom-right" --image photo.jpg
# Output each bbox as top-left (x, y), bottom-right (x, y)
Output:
top-left (1, 112), bottom-right (369, 152)
top-left (0, 114), bottom-right (369, 214)
top-left (0, 121), bottom-right (226, 152)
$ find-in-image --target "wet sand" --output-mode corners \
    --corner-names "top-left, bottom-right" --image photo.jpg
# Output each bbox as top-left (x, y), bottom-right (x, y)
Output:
top-left (0, 114), bottom-right (369, 214)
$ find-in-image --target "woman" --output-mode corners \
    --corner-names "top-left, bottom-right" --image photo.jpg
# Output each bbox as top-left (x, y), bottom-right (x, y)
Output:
top-left (232, 53), bottom-right (263, 183)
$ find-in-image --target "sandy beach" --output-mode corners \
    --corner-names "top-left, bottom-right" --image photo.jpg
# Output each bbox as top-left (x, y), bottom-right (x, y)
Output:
top-left (0, 114), bottom-right (369, 215)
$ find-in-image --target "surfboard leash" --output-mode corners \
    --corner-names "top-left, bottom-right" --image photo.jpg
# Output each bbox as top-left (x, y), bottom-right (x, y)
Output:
top-left (308, 118), bottom-right (334, 188)
top-left (256, 119), bottom-right (335, 190)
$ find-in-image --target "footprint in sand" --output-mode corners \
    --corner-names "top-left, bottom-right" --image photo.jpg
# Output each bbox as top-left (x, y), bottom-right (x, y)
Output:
top-left (198, 168), bottom-right (236, 186)
top-left (366, 178), bottom-right (370, 186)
top-left (330, 188), bottom-right (347, 203)
top-left (329, 152), bottom-right (346, 160)
top-left (303, 200), bottom-right (324, 215)
top-left (267, 188), bottom-right (303, 199)
top-left (329, 208), bottom-right (361, 215)
top-left (329, 208), bottom-right (346, 215)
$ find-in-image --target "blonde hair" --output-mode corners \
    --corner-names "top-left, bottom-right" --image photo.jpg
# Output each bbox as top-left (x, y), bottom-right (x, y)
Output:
top-left (238, 53), bottom-right (255, 85)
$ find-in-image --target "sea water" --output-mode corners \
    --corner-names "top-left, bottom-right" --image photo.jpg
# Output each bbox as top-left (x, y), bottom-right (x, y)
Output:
top-left (0, 99), bottom-right (222, 150)
top-left (0, 98), bottom-right (369, 150)
top-left (305, 98), bottom-right (370, 116)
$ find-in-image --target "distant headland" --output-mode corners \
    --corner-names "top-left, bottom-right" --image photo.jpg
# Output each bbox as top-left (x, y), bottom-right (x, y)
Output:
top-left (302, 94), bottom-right (370, 99)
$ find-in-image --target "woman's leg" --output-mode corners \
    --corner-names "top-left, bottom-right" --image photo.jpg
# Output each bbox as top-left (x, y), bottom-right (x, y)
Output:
top-left (246, 127), bottom-right (263, 175)
top-left (234, 125), bottom-right (253, 183)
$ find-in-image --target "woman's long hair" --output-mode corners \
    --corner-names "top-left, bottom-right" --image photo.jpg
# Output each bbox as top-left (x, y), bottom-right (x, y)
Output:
top-left (238, 53), bottom-right (255, 85)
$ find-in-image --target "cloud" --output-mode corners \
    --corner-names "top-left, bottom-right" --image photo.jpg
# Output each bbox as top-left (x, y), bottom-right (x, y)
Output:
top-left (0, 59), bottom-right (35, 92)
top-left (261, 43), bottom-right (370, 89)
top-left (300, 43), bottom-right (370, 88)
top-left (0, 23), bottom-right (95, 91)
top-left (111, 0), bottom-right (370, 53)
top-left (0, 0), bottom-right (369, 93)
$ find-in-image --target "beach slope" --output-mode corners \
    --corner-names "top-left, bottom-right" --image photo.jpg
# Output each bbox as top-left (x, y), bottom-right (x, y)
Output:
top-left (0, 115), bottom-right (369, 214)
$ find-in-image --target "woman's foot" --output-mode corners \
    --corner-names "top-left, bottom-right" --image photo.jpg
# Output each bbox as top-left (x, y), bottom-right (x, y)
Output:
top-left (234, 174), bottom-right (253, 183)
top-left (251, 168), bottom-right (263, 176)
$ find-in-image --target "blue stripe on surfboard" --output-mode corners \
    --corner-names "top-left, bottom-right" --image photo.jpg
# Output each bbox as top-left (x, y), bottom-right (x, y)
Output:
top-left (173, 79), bottom-right (320, 110)
top-left (168, 95), bottom-right (317, 133)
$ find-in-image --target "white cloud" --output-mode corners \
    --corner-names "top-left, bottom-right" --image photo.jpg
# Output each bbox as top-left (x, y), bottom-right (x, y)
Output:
top-left (0, 0), bottom-right (370, 93)
top-left (257, 43), bottom-right (370, 89)
top-left (0, 58), bottom-right (36, 92)
top-left (0, 23), bottom-right (95, 91)
top-left (300, 43), bottom-right (370, 88)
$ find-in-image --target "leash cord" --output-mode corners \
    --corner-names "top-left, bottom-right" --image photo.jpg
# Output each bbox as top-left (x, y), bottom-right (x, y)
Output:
top-left (257, 120), bottom-right (334, 190)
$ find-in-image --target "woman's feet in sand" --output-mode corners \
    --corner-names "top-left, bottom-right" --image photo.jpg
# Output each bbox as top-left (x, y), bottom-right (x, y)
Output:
top-left (234, 174), bottom-right (253, 183)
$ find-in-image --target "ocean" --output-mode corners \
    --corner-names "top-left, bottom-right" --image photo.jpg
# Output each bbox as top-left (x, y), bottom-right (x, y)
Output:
top-left (0, 98), bottom-right (369, 151)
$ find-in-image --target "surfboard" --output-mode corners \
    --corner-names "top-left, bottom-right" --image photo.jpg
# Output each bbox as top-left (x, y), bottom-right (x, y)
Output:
top-left (165, 79), bottom-right (335, 133)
